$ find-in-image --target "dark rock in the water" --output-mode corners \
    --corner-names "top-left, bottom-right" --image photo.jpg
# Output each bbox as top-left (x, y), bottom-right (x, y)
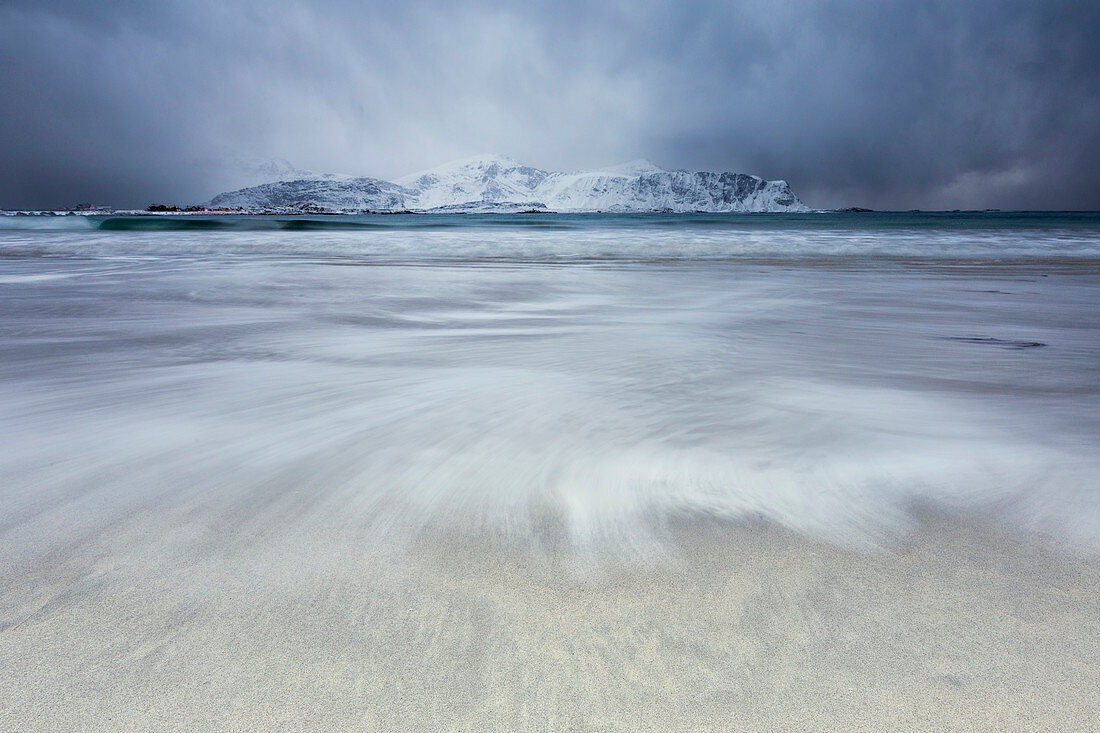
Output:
top-left (945, 336), bottom-right (1046, 349)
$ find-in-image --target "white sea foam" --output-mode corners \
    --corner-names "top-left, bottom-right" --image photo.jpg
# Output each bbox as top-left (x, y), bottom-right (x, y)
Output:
top-left (1, 220), bottom-right (1098, 557)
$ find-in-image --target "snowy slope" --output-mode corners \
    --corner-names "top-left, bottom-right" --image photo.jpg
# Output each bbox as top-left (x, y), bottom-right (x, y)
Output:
top-left (395, 154), bottom-right (552, 209)
top-left (206, 155), bottom-right (809, 212)
top-left (538, 169), bottom-right (804, 212)
top-left (208, 177), bottom-right (409, 211)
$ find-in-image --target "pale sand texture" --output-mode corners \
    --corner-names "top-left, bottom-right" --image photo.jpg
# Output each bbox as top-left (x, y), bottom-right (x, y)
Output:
top-left (0, 507), bottom-right (1097, 731)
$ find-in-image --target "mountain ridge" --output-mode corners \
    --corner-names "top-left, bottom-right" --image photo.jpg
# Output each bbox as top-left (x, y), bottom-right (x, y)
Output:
top-left (207, 155), bottom-right (809, 213)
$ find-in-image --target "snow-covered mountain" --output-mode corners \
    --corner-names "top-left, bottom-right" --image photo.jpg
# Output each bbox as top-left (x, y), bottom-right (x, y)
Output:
top-left (208, 177), bottom-right (406, 211)
top-left (205, 155), bottom-right (809, 212)
top-left (395, 154), bottom-right (552, 210)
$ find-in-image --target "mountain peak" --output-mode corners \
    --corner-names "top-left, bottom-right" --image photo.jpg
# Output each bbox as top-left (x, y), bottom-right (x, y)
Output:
top-left (396, 154), bottom-right (532, 186)
top-left (435, 153), bottom-right (526, 171)
top-left (600, 159), bottom-right (666, 176)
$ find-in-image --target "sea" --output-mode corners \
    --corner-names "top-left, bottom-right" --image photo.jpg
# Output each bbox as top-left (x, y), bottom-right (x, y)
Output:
top-left (1, 211), bottom-right (1099, 554)
top-left (3, 210), bottom-right (1100, 727)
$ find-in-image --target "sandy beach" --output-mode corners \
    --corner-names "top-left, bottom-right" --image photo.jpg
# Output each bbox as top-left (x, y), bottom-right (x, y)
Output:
top-left (2, 503), bottom-right (1097, 731)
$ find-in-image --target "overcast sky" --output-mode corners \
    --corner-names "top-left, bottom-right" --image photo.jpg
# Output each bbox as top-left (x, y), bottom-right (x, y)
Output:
top-left (2, 0), bottom-right (1098, 209)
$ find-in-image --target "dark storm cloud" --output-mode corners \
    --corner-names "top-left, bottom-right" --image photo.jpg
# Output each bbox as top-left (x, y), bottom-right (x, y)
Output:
top-left (1, 0), bottom-right (1097, 209)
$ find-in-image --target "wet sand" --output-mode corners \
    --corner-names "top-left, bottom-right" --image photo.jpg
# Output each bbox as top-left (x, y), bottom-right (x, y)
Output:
top-left (2, 507), bottom-right (1097, 731)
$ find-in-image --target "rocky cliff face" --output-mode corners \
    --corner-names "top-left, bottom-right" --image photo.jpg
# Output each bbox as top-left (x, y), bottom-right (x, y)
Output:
top-left (208, 177), bottom-right (408, 211)
top-left (206, 155), bottom-right (809, 213)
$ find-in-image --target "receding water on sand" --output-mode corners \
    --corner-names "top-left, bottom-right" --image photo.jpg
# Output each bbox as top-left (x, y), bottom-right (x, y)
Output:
top-left (1, 213), bottom-right (1098, 728)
